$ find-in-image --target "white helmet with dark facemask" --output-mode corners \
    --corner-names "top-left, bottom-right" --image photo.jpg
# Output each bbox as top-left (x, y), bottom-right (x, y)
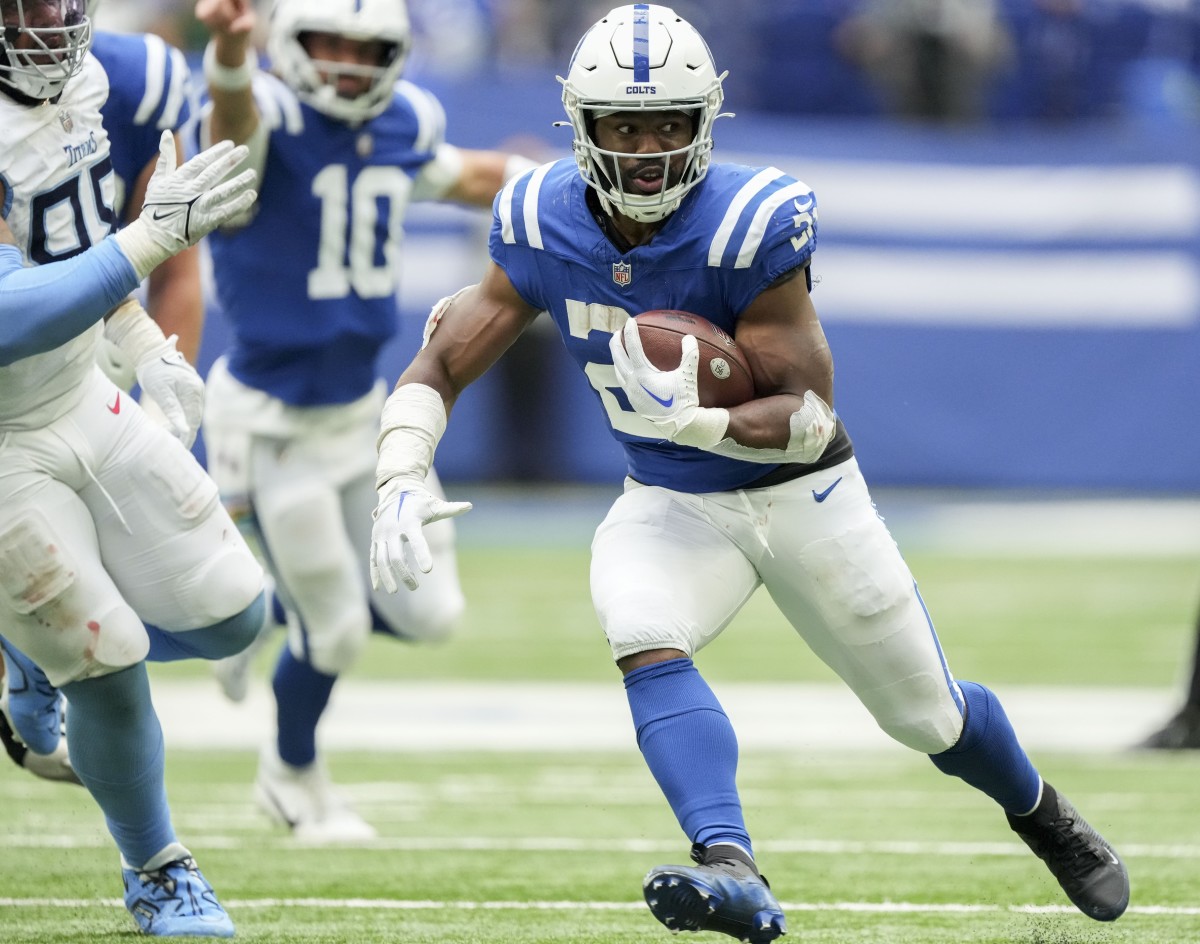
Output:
top-left (0, 0), bottom-right (91, 101)
top-left (559, 4), bottom-right (725, 223)
top-left (268, 0), bottom-right (411, 124)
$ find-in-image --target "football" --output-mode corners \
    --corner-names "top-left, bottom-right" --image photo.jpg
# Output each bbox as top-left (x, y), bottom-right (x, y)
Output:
top-left (630, 310), bottom-right (755, 408)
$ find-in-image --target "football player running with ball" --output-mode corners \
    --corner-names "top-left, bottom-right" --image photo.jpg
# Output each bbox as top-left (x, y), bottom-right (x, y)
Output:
top-left (370, 5), bottom-right (1131, 941)
top-left (0, 0), bottom-right (264, 935)
top-left (193, 0), bottom-right (538, 842)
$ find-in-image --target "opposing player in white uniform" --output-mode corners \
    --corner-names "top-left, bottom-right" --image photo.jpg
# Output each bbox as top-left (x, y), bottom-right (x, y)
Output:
top-left (194, 0), bottom-right (535, 842)
top-left (370, 5), bottom-right (1131, 941)
top-left (0, 13), bottom-right (208, 786)
top-left (0, 0), bottom-right (264, 935)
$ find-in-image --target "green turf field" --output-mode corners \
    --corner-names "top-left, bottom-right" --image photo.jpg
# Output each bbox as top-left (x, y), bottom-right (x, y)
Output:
top-left (3, 542), bottom-right (1199, 942)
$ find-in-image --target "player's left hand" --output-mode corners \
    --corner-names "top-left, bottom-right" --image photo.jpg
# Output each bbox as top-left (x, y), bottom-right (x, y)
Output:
top-left (134, 335), bottom-right (205, 448)
top-left (609, 319), bottom-right (727, 449)
top-left (370, 480), bottom-right (472, 593)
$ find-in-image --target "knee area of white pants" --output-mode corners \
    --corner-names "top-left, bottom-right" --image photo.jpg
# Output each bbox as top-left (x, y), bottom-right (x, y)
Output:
top-left (391, 591), bottom-right (465, 645)
top-left (183, 544), bottom-right (264, 628)
top-left (598, 593), bottom-right (695, 660)
top-left (298, 618), bottom-right (367, 676)
top-left (865, 675), bottom-right (964, 754)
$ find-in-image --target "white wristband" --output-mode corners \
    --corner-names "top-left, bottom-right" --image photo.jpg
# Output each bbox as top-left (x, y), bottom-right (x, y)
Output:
top-left (203, 40), bottom-right (258, 92)
top-left (376, 383), bottom-right (449, 491)
top-left (104, 297), bottom-right (169, 364)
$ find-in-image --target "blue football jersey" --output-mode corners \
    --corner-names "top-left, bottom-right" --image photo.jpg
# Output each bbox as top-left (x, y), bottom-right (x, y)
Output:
top-left (91, 31), bottom-right (192, 220)
top-left (202, 75), bottom-right (448, 406)
top-left (492, 159), bottom-right (833, 493)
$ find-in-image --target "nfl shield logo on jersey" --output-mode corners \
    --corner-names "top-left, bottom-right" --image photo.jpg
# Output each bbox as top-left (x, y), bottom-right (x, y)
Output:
top-left (612, 261), bottom-right (632, 286)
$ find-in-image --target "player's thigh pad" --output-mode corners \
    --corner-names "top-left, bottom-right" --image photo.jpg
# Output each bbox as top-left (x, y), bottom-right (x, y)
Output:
top-left (251, 447), bottom-right (370, 675)
top-left (758, 459), bottom-right (962, 753)
top-left (590, 480), bottom-right (760, 661)
top-left (83, 403), bottom-right (263, 631)
top-left (0, 486), bottom-right (149, 685)
top-left (347, 468), bottom-right (464, 643)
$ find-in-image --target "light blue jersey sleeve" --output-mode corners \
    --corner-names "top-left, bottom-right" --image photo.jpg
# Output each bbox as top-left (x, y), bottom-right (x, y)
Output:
top-left (0, 240), bottom-right (139, 366)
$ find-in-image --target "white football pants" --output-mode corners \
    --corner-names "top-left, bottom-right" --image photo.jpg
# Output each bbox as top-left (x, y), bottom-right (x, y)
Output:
top-left (590, 456), bottom-right (965, 755)
top-left (204, 361), bottom-right (464, 676)
top-left (0, 368), bottom-right (264, 685)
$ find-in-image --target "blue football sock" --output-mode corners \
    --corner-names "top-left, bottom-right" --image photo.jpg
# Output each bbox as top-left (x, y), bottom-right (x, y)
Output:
top-left (929, 680), bottom-right (1041, 814)
top-left (144, 592), bottom-right (266, 662)
top-left (624, 658), bottom-right (751, 855)
top-left (60, 663), bottom-right (175, 868)
top-left (272, 646), bottom-right (336, 768)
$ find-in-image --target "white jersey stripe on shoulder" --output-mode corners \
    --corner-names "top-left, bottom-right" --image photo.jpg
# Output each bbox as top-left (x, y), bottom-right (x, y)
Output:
top-left (521, 164), bottom-right (553, 251)
top-left (734, 180), bottom-right (814, 269)
top-left (133, 34), bottom-right (166, 126)
top-left (159, 44), bottom-right (189, 130)
top-left (498, 174), bottom-right (520, 245)
top-left (252, 76), bottom-right (283, 132)
top-left (707, 167), bottom-right (787, 267)
top-left (253, 74), bottom-right (304, 135)
top-left (397, 80), bottom-right (446, 154)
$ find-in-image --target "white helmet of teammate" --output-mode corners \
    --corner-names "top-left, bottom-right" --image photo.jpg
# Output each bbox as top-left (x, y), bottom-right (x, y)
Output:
top-left (0, 0), bottom-right (91, 101)
top-left (559, 4), bottom-right (726, 223)
top-left (268, 0), bottom-right (411, 123)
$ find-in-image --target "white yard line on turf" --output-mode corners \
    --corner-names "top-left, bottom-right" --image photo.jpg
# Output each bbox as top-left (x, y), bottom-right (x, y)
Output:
top-left (150, 680), bottom-right (1177, 752)
top-left (0, 897), bottom-right (1196, 916)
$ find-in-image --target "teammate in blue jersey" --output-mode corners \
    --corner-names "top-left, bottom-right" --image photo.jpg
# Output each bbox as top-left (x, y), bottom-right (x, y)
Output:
top-left (93, 22), bottom-right (204, 363)
top-left (370, 5), bottom-right (1131, 941)
top-left (194, 0), bottom-right (537, 842)
top-left (0, 12), bottom-right (218, 784)
top-left (0, 0), bottom-right (265, 935)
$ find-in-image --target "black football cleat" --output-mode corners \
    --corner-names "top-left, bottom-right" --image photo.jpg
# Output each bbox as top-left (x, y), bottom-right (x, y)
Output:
top-left (643, 842), bottom-right (786, 943)
top-left (1007, 782), bottom-right (1129, 921)
top-left (1134, 705), bottom-right (1200, 751)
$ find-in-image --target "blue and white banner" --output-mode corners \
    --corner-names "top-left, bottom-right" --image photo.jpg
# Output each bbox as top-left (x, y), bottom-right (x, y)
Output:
top-left (197, 97), bottom-right (1200, 491)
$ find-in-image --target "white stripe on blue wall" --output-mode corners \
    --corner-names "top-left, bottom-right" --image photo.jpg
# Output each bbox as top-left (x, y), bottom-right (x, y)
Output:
top-left (730, 155), bottom-right (1200, 242)
top-left (814, 248), bottom-right (1199, 327)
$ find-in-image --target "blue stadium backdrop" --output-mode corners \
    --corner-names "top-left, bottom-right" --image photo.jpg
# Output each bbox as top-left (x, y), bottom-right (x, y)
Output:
top-left (192, 73), bottom-right (1200, 493)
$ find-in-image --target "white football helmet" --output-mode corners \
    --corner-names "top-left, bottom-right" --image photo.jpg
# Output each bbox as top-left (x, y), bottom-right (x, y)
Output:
top-left (559, 4), bottom-right (726, 223)
top-left (0, 0), bottom-right (91, 101)
top-left (268, 0), bottom-right (411, 124)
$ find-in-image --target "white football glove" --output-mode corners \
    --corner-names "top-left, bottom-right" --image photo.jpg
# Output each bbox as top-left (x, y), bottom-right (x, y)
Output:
top-left (134, 335), bottom-right (205, 448)
top-left (370, 478), bottom-right (472, 593)
top-left (114, 131), bottom-right (257, 280)
top-left (609, 319), bottom-right (729, 449)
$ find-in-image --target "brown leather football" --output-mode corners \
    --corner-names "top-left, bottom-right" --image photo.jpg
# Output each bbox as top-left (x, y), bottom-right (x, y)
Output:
top-left (631, 310), bottom-right (755, 408)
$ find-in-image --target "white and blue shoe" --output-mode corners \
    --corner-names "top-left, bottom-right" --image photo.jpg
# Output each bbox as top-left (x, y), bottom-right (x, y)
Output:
top-left (121, 844), bottom-right (235, 938)
top-left (0, 638), bottom-right (66, 756)
top-left (643, 842), bottom-right (787, 943)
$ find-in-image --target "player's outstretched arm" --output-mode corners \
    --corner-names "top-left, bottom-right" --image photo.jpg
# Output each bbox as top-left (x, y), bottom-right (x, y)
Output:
top-left (114, 130), bottom-right (257, 281)
top-left (0, 135), bottom-right (254, 366)
top-left (370, 266), bottom-right (540, 593)
top-left (196, 0), bottom-right (262, 149)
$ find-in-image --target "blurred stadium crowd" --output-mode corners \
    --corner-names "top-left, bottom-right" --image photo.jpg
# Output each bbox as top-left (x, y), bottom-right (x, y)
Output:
top-left (101, 0), bottom-right (1200, 126)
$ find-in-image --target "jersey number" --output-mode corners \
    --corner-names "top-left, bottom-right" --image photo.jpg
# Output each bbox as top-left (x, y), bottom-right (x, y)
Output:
top-left (308, 164), bottom-right (412, 301)
top-left (566, 299), bottom-right (661, 439)
top-left (28, 157), bottom-right (117, 265)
